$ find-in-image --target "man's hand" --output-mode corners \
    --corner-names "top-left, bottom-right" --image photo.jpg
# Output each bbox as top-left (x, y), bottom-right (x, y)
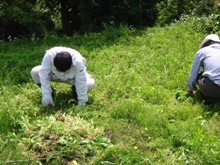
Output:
top-left (188, 89), bottom-right (198, 95)
top-left (42, 96), bottom-right (54, 107)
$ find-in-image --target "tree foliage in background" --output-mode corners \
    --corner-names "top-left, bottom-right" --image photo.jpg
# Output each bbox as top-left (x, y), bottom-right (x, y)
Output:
top-left (0, 0), bottom-right (54, 40)
top-left (44, 0), bottom-right (161, 35)
top-left (156, 0), bottom-right (220, 27)
top-left (0, 0), bottom-right (219, 40)
top-left (0, 0), bottom-right (161, 39)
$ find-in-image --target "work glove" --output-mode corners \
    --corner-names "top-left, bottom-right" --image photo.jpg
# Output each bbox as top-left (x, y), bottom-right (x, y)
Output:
top-left (76, 102), bottom-right (86, 109)
top-left (42, 96), bottom-right (54, 107)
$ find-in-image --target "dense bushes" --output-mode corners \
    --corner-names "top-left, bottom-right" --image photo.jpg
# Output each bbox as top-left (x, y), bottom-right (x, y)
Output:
top-left (188, 14), bottom-right (220, 34)
top-left (0, 0), bottom-right (54, 40)
top-left (0, 0), bottom-right (219, 40)
top-left (156, 0), bottom-right (220, 33)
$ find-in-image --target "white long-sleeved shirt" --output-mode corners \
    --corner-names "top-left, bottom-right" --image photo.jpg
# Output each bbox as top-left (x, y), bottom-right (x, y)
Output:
top-left (39, 46), bottom-right (88, 103)
top-left (187, 43), bottom-right (220, 90)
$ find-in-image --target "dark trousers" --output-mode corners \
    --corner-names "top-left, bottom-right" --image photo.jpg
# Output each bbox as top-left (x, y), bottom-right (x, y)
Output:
top-left (198, 76), bottom-right (220, 100)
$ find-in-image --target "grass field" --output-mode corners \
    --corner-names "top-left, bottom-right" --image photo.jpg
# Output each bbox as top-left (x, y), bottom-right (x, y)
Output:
top-left (1, 20), bottom-right (220, 165)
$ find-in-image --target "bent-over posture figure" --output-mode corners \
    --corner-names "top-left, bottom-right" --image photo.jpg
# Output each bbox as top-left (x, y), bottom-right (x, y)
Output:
top-left (187, 34), bottom-right (220, 104)
top-left (31, 46), bottom-right (95, 108)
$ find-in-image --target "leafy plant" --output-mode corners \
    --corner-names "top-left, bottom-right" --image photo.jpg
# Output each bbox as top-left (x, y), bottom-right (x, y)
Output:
top-left (19, 113), bottom-right (111, 164)
top-left (1, 21), bottom-right (220, 165)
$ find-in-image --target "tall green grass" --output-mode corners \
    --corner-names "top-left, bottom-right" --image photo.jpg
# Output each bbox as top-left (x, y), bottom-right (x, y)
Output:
top-left (1, 22), bottom-right (220, 164)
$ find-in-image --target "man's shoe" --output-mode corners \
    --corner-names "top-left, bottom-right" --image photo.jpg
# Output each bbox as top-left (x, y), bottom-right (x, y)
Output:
top-left (203, 99), bottom-right (216, 105)
top-left (71, 85), bottom-right (78, 102)
top-left (51, 87), bottom-right (55, 98)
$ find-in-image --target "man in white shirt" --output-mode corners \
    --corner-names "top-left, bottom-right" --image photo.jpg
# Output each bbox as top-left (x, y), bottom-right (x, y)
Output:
top-left (187, 34), bottom-right (220, 104)
top-left (31, 46), bottom-right (95, 108)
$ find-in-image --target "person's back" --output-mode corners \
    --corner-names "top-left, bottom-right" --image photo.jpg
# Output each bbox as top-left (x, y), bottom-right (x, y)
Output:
top-left (201, 44), bottom-right (220, 85)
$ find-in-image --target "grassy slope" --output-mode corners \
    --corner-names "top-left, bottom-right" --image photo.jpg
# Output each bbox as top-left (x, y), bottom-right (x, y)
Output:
top-left (1, 21), bottom-right (220, 164)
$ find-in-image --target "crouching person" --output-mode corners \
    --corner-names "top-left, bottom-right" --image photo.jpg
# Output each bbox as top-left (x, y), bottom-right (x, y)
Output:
top-left (187, 34), bottom-right (220, 105)
top-left (31, 46), bottom-right (95, 108)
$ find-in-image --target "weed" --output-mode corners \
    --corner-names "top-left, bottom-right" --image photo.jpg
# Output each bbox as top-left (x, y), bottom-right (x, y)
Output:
top-left (1, 22), bottom-right (220, 164)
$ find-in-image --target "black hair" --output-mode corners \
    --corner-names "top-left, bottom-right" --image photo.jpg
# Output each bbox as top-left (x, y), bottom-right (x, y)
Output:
top-left (54, 52), bottom-right (72, 72)
top-left (203, 40), bottom-right (214, 47)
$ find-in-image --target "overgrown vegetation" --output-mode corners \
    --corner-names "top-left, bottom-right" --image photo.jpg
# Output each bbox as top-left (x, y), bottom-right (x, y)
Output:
top-left (1, 0), bottom-right (219, 39)
top-left (1, 18), bottom-right (220, 164)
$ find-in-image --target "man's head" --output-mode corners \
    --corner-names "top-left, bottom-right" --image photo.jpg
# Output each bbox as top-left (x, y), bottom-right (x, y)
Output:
top-left (200, 34), bottom-right (220, 49)
top-left (54, 51), bottom-right (72, 72)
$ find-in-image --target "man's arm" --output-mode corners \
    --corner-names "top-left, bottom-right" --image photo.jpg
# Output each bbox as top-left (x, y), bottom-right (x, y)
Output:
top-left (39, 53), bottom-right (54, 106)
top-left (187, 51), bottom-right (203, 92)
top-left (74, 59), bottom-right (88, 104)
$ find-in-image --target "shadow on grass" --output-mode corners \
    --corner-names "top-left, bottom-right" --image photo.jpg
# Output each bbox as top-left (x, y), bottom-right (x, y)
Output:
top-left (36, 90), bottom-right (95, 117)
top-left (192, 91), bottom-right (220, 116)
top-left (202, 102), bottom-right (220, 117)
top-left (175, 90), bottom-right (220, 117)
